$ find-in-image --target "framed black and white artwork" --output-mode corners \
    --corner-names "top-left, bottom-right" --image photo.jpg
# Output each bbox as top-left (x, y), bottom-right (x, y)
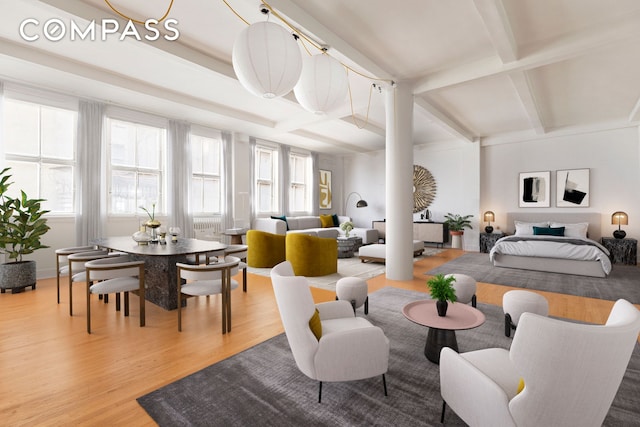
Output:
top-left (519, 171), bottom-right (550, 207)
top-left (556, 168), bottom-right (589, 207)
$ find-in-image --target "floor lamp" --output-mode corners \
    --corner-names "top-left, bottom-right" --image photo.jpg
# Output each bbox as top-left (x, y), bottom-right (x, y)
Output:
top-left (345, 192), bottom-right (368, 218)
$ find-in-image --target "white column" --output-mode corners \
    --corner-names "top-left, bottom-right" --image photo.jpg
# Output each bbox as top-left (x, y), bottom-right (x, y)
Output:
top-left (385, 81), bottom-right (414, 280)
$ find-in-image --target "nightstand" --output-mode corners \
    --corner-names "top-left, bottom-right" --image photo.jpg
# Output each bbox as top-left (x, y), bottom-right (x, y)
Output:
top-left (480, 232), bottom-right (505, 253)
top-left (601, 237), bottom-right (637, 265)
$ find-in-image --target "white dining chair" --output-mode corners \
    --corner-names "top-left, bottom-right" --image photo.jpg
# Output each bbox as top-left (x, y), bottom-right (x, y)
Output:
top-left (67, 250), bottom-right (112, 316)
top-left (84, 255), bottom-right (146, 334)
top-left (176, 255), bottom-right (240, 334)
top-left (224, 244), bottom-right (248, 292)
top-left (55, 245), bottom-right (96, 304)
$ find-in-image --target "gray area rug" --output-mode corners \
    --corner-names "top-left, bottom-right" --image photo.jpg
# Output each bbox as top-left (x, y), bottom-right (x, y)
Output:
top-left (426, 253), bottom-right (640, 303)
top-left (137, 287), bottom-right (639, 426)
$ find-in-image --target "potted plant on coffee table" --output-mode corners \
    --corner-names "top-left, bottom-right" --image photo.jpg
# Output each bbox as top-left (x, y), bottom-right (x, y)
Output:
top-left (427, 273), bottom-right (457, 316)
top-left (0, 167), bottom-right (51, 293)
top-left (444, 213), bottom-right (473, 249)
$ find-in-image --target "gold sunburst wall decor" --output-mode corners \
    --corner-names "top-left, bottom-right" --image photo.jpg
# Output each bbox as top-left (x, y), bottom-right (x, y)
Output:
top-left (413, 165), bottom-right (437, 213)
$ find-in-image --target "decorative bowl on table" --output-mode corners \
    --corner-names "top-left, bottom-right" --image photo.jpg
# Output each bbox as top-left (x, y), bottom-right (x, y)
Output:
top-left (132, 231), bottom-right (152, 244)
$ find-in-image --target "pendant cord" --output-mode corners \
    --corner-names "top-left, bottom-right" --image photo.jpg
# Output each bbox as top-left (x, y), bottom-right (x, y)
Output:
top-left (104, 0), bottom-right (175, 25)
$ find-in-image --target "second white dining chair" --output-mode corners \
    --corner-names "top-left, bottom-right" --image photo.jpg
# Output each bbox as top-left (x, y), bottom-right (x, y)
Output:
top-left (177, 256), bottom-right (241, 334)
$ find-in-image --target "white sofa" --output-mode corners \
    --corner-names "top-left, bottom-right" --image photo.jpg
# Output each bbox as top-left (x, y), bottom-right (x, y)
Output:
top-left (253, 215), bottom-right (379, 244)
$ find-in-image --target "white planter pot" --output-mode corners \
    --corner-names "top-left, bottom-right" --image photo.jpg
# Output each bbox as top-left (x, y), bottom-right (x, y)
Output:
top-left (451, 233), bottom-right (463, 249)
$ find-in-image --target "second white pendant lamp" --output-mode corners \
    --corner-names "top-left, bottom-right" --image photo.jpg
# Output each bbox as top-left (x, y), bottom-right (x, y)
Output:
top-left (294, 54), bottom-right (348, 114)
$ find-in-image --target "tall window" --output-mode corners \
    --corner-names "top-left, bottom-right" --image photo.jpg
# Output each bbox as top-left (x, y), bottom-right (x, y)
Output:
top-left (107, 118), bottom-right (166, 215)
top-left (254, 144), bottom-right (279, 215)
top-left (191, 133), bottom-right (222, 214)
top-left (2, 98), bottom-right (77, 213)
top-left (289, 151), bottom-right (312, 213)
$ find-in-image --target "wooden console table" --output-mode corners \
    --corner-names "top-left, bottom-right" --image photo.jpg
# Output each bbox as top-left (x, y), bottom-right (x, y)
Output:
top-left (372, 220), bottom-right (449, 247)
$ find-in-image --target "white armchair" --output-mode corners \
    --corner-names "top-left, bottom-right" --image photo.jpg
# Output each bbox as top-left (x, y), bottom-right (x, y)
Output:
top-left (440, 298), bottom-right (640, 427)
top-left (270, 261), bottom-right (390, 402)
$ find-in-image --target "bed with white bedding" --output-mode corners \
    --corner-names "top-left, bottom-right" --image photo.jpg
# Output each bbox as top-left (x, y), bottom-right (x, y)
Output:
top-left (489, 212), bottom-right (611, 278)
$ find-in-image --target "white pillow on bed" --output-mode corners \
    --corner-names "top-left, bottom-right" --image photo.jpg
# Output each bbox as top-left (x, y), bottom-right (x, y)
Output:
top-left (550, 222), bottom-right (589, 238)
top-left (514, 221), bottom-right (549, 236)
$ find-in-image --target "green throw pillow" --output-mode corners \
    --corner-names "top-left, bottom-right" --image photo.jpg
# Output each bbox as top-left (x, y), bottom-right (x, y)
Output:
top-left (309, 308), bottom-right (322, 340)
top-left (533, 226), bottom-right (565, 236)
top-left (332, 214), bottom-right (339, 226)
top-left (271, 215), bottom-right (289, 231)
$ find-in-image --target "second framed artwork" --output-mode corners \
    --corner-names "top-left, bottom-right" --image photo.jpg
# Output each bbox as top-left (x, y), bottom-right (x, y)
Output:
top-left (519, 171), bottom-right (550, 207)
top-left (556, 168), bottom-right (589, 207)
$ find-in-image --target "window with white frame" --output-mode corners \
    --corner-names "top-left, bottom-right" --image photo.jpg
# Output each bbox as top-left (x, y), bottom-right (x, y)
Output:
top-left (191, 133), bottom-right (222, 214)
top-left (2, 98), bottom-right (77, 214)
top-left (289, 151), bottom-right (312, 213)
top-left (106, 118), bottom-right (166, 216)
top-left (254, 144), bottom-right (279, 215)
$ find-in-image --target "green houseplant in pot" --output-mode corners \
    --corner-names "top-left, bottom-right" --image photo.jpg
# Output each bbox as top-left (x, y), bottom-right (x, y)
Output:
top-left (427, 273), bottom-right (457, 316)
top-left (444, 213), bottom-right (473, 249)
top-left (0, 167), bottom-right (51, 293)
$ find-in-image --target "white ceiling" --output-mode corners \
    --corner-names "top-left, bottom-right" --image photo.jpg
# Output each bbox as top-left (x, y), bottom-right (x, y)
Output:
top-left (2, 0), bottom-right (640, 154)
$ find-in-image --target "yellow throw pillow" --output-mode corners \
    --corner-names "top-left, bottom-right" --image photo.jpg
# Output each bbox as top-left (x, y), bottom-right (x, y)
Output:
top-left (517, 377), bottom-right (525, 394)
top-left (309, 308), bottom-right (322, 340)
top-left (319, 214), bottom-right (334, 228)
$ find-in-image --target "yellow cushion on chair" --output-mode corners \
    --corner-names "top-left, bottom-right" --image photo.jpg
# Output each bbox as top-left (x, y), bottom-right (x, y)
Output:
top-left (309, 308), bottom-right (322, 340)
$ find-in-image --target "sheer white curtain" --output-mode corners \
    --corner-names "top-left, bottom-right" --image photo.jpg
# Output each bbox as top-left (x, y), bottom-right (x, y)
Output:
top-left (280, 144), bottom-right (290, 215)
top-left (167, 120), bottom-right (193, 237)
top-left (222, 131), bottom-right (233, 242)
top-left (311, 151), bottom-right (319, 216)
top-left (0, 82), bottom-right (4, 171)
top-left (249, 137), bottom-right (256, 228)
top-left (75, 100), bottom-right (105, 245)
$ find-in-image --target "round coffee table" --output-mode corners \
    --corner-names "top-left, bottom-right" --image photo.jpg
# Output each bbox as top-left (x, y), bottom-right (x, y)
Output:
top-left (402, 300), bottom-right (485, 364)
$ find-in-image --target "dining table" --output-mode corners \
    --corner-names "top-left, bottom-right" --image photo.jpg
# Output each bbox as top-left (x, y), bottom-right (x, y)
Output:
top-left (92, 236), bottom-right (226, 310)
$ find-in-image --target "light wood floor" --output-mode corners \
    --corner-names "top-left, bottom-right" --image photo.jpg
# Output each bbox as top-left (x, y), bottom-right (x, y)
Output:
top-left (0, 249), bottom-right (631, 426)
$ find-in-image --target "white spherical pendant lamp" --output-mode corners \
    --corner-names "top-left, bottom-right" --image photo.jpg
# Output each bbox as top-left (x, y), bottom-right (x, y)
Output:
top-left (294, 54), bottom-right (348, 114)
top-left (232, 21), bottom-right (302, 99)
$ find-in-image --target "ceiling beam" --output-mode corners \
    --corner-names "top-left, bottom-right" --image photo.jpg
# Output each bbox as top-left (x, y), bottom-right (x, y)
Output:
top-left (508, 71), bottom-right (545, 135)
top-left (413, 12), bottom-right (640, 95)
top-left (472, 0), bottom-right (518, 63)
top-left (340, 115), bottom-right (386, 137)
top-left (289, 130), bottom-right (373, 153)
top-left (35, 0), bottom-right (237, 79)
top-left (0, 37), bottom-right (275, 128)
top-left (266, 0), bottom-right (395, 82)
top-left (414, 97), bottom-right (477, 143)
top-left (628, 96), bottom-right (640, 123)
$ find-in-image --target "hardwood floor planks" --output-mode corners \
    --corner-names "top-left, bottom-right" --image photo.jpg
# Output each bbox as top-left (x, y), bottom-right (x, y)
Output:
top-left (0, 248), bottom-right (633, 425)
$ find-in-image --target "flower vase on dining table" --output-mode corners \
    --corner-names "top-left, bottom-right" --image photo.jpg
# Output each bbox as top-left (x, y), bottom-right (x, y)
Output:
top-left (146, 220), bottom-right (161, 243)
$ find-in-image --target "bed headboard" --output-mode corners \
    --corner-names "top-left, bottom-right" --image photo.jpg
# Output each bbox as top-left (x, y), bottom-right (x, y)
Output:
top-left (504, 212), bottom-right (602, 241)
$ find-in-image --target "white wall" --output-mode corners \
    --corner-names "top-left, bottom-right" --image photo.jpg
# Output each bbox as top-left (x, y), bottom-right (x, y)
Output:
top-left (344, 126), bottom-right (640, 252)
top-left (481, 127), bottom-right (640, 239)
top-left (344, 139), bottom-right (481, 251)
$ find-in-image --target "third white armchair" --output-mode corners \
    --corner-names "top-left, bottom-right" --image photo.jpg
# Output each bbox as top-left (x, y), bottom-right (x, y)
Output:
top-left (440, 298), bottom-right (640, 426)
